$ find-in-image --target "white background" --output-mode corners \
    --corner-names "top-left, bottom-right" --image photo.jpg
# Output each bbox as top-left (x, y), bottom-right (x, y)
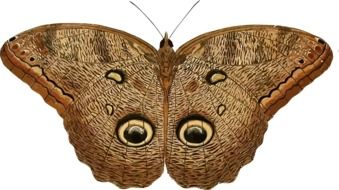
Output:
top-left (0, 0), bottom-right (338, 190)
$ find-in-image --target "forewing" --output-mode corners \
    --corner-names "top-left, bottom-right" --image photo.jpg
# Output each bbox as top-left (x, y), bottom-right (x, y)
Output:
top-left (165, 25), bottom-right (332, 189)
top-left (177, 25), bottom-right (332, 118)
top-left (0, 24), bottom-right (164, 188)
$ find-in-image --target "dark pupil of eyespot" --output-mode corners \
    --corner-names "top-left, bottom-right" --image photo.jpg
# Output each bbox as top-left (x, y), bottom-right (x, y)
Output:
top-left (184, 126), bottom-right (207, 144)
top-left (124, 125), bottom-right (147, 144)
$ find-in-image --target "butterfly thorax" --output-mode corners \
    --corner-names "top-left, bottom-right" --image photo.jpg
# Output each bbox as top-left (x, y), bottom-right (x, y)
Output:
top-left (158, 33), bottom-right (177, 95)
top-left (157, 33), bottom-right (179, 153)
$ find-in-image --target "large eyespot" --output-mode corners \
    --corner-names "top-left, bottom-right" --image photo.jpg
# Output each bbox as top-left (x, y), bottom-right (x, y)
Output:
top-left (177, 115), bottom-right (214, 147)
top-left (117, 115), bottom-right (154, 147)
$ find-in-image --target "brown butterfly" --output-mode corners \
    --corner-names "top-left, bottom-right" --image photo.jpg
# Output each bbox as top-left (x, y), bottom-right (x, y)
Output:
top-left (0, 23), bottom-right (332, 189)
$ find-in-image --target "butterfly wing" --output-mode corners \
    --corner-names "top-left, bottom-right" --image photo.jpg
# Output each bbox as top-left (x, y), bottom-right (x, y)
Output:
top-left (166, 25), bottom-right (332, 188)
top-left (1, 24), bottom-right (164, 188)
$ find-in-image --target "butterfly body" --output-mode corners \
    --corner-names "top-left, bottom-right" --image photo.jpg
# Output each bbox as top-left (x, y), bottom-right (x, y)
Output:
top-left (0, 23), bottom-right (332, 189)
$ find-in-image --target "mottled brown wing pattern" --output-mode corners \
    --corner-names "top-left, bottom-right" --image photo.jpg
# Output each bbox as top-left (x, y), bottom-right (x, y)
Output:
top-left (1, 23), bottom-right (332, 189)
top-left (166, 58), bottom-right (267, 189)
top-left (177, 25), bottom-right (332, 118)
top-left (165, 25), bottom-right (332, 189)
top-left (1, 24), bottom-right (164, 188)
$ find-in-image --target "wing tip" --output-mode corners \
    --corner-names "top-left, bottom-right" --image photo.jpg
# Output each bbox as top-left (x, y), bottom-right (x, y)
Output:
top-left (261, 43), bottom-right (332, 119)
top-left (0, 38), bottom-right (71, 116)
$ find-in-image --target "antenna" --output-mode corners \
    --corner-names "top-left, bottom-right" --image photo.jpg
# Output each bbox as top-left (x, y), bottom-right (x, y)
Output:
top-left (170, 0), bottom-right (200, 38)
top-left (130, 1), bottom-right (163, 38)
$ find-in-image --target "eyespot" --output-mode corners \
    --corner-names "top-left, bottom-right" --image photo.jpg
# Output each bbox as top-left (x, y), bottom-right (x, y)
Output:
top-left (9, 36), bottom-right (17, 42)
top-left (11, 43), bottom-right (20, 50)
top-left (20, 50), bottom-right (28, 56)
top-left (317, 37), bottom-right (325, 44)
top-left (206, 69), bottom-right (227, 85)
top-left (105, 69), bottom-right (125, 84)
top-left (117, 115), bottom-right (154, 147)
top-left (308, 51), bottom-right (315, 59)
top-left (177, 115), bottom-right (214, 147)
top-left (314, 46), bottom-right (321, 52)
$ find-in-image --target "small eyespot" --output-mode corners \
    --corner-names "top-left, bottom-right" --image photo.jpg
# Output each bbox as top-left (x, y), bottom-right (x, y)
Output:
top-left (117, 115), bottom-right (154, 147)
top-left (298, 59), bottom-right (304, 64)
top-left (105, 104), bottom-right (114, 116)
top-left (9, 36), bottom-right (17, 42)
top-left (317, 38), bottom-right (326, 44)
top-left (105, 69), bottom-right (125, 84)
top-left (308, 52), bottom-right (315, 59)
top-left (121, 42), bottom-right (127, 49)
top-left (20, 50), bottom-right (28, 56)
top-left (177, 115), bottom-right (214, 147)
top-left (11, 44), bottom-right (19, 50)
top-left (30, 57), bottom-right (35, 62)
top-left (206, 69), bottom-right (227, 85)
top-left (315, 46), bottom-right (322, 52)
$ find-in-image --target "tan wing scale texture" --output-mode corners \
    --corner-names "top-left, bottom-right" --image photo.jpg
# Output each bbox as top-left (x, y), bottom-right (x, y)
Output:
top-left (177, 25), bottom-right (332, 118)
top-left (0, 24), bottom-right (332, 189)
top-left (165, 25), bottom-right (332, 188)
top-left (1, 24), bottom-right (165, 188)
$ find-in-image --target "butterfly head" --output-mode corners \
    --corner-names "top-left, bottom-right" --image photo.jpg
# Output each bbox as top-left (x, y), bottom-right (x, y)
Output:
top-left (158, 32), bottom-right (176, 64)
top-left (159, 32), bottom-right (174, 49)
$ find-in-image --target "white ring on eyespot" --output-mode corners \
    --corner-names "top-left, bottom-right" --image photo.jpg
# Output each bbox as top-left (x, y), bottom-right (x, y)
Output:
top-left (178, 119), bottom-right (213, 147)
top-left (117, 119), bottom-right (153, 147)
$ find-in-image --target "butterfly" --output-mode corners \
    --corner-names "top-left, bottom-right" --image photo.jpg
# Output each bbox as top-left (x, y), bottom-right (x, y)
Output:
top-left (0, 23), bottom-right (332, 189)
